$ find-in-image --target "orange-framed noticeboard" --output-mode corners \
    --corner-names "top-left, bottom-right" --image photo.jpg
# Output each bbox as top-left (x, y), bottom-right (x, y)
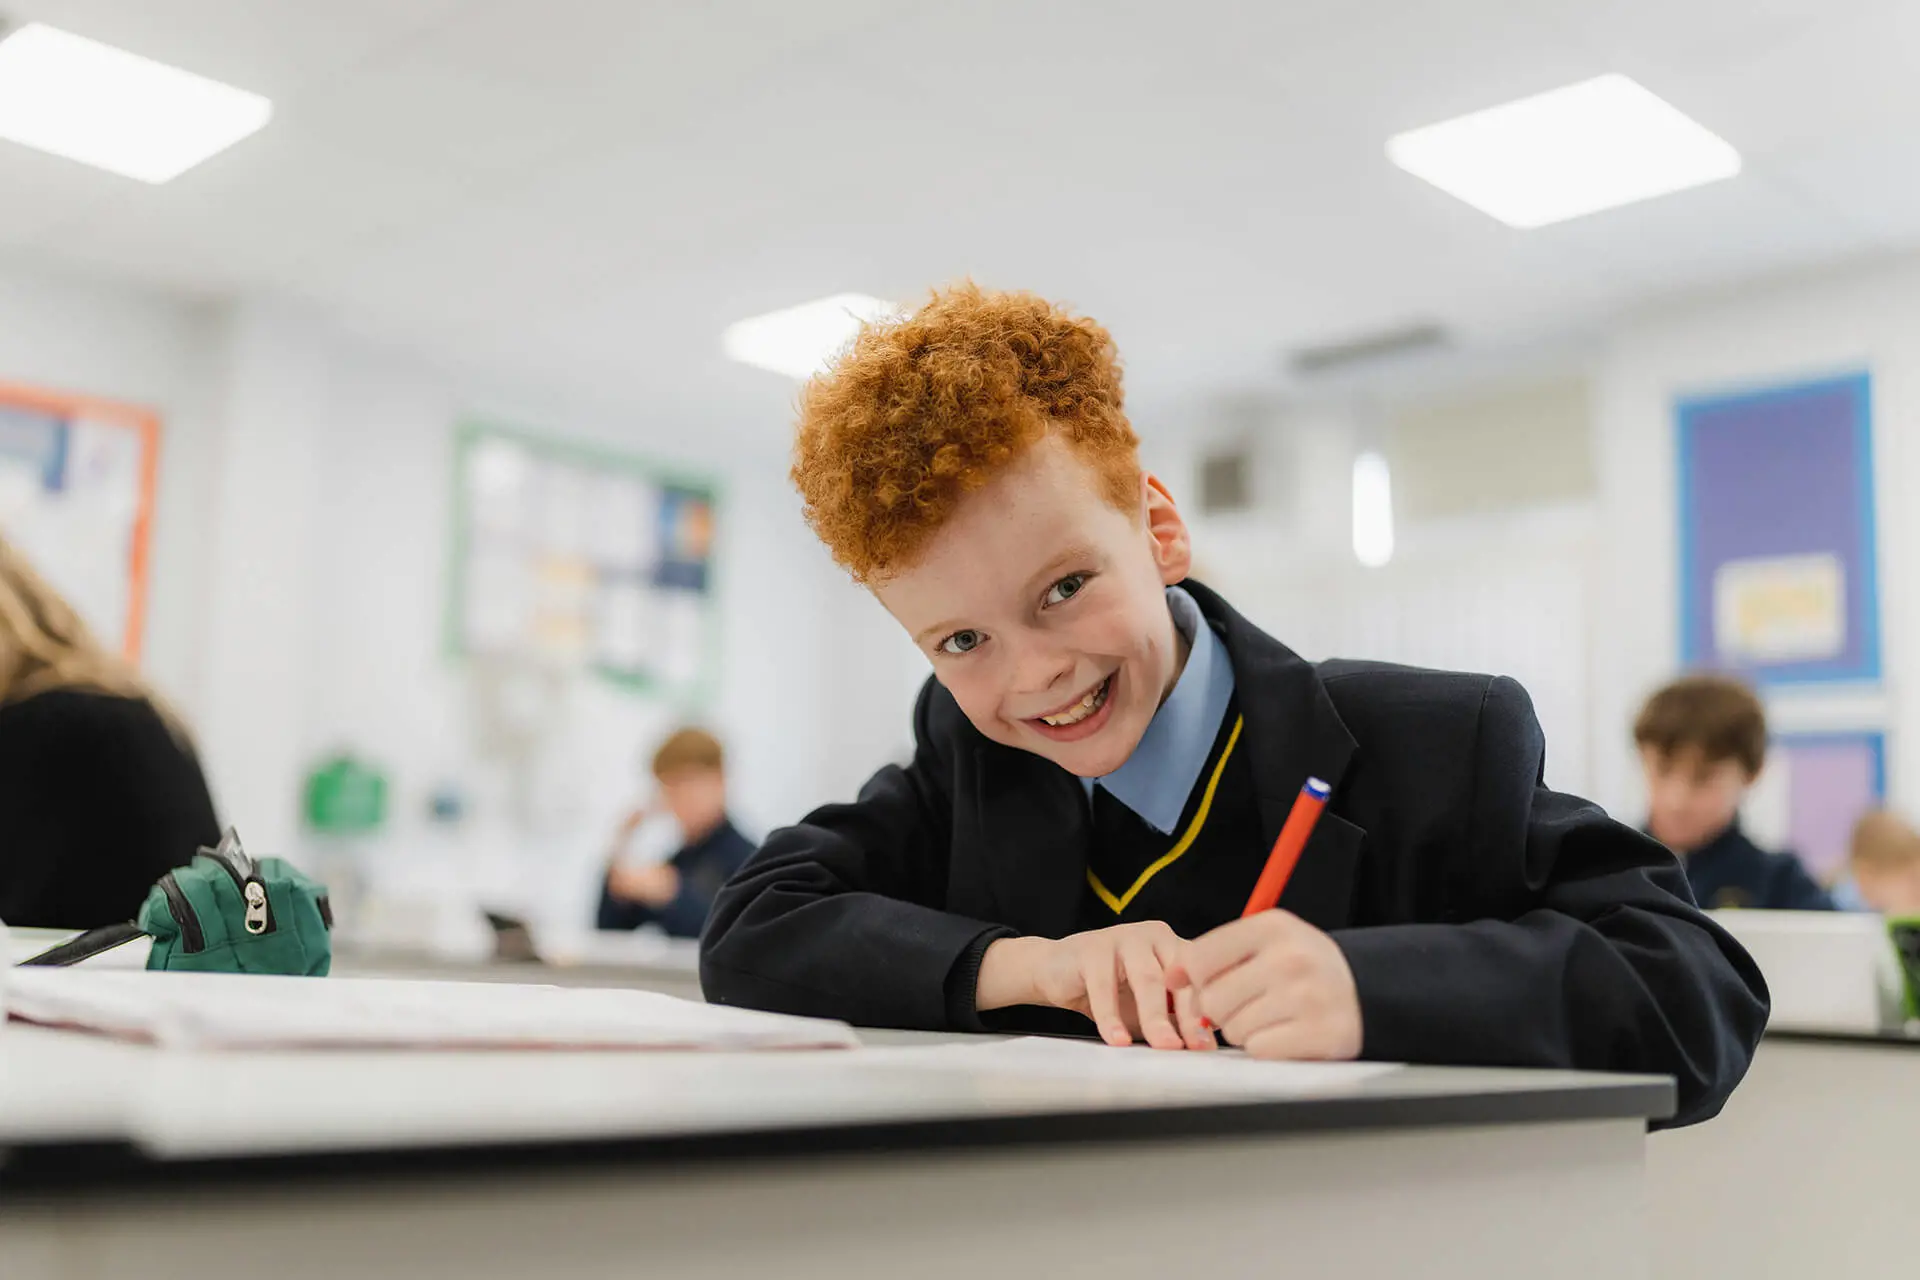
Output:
top-left (0, 379), bottom-right (160, 660)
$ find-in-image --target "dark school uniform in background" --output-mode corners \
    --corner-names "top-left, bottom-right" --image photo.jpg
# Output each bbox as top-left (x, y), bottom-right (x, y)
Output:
top-left (0, 688), bottom-right (220, 930)
top-left (1675, 822), bottom-right (1835, 911)
top-left (598, 817), bottom-right (754, 939)
top-left (702, 580), bottom-right (1770, 1127)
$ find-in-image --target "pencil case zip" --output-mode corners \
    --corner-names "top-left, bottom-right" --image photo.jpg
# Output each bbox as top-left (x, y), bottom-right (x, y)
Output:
top-left (155, 871), bottom-right (207, 954)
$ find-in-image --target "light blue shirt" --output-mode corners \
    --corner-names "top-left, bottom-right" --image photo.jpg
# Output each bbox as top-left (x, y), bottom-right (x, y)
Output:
top-left (1081, 585), bottom-right (1236, 834)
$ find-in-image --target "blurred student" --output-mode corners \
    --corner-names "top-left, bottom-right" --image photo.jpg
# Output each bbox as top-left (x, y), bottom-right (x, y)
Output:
top-left (1635, 674), bottom-right (1832, 910)
top-left (1846, 809), bottom-right (1920, 916)
top-left (596, 727), bottom-right (751, 938)
top-left (0, 536), bottom-right (219, 929)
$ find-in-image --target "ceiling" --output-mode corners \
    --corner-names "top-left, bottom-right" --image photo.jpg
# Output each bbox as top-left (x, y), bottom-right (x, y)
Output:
top-left (4, 0), bottom-right (1919, 439)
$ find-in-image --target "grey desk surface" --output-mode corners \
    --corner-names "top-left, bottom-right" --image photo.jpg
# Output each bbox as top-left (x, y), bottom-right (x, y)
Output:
top-left (1765, 1024), bottom-right (1920, 1047)
top-left (0, 1007), bottom-right (1674, 1197)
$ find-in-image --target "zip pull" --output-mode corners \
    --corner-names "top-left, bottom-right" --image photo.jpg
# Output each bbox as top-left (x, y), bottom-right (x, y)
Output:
top-left (201, 828), bottom-right (257, 885)
top-left (243, 880), bottom-right (269, 935)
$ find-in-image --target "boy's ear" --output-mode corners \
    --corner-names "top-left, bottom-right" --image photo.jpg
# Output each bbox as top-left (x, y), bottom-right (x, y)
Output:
top-left (1141, 472), bottom-right (1192, 585)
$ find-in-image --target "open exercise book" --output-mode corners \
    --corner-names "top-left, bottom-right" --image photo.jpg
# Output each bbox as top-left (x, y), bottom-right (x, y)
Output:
top-left (4, 968), bottom-right (860, 1051)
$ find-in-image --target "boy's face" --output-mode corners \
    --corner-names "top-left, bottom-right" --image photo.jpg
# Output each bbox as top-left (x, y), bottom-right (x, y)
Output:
top-left (657, 766), bottom-right (727, 836)
top-left (874, 435), bottom-right (1192, 778)
top-left (1851, 862), bottom-right (1920, 916)
top-left (1640, 744), bottom-right (1750, 854)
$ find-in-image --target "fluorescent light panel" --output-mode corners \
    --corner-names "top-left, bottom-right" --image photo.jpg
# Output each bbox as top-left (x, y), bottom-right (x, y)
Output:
top-left (0, 23), bottom-right (271, 183)
top-left (1352, 452), bottom-right (1394, 568)
top-left (1387, 74), bottom-right (1740, 228)
top-left (723, 293), bottom-right (897, 379)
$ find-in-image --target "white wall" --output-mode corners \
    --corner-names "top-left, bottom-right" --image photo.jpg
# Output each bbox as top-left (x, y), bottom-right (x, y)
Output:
top-left (1592, 254), bottom-right (1920, 820)
top-left (1183, 409), bottom-right (1602, 800)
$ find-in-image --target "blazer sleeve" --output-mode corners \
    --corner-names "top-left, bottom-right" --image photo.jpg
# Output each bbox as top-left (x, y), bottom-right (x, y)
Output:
top-left (594, 873), bottom-right (654, 931)
top-left (699, 681), bottom-right (1011, 1028)
top-left (650, 875), bottom-right (717, 939)
top-left (1768, 856), bottom-right (1837, 912)
top-left (1333, 676), bottom-right (1770, 1127)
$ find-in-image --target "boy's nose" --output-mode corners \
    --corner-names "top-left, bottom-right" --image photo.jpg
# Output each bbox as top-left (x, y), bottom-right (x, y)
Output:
top-left (1008, 643), bottom-right (1076, 698)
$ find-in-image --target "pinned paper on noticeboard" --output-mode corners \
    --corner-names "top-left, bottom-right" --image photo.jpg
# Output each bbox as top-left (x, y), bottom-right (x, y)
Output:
top-left (1712, 553), bottom-right (1846, 666)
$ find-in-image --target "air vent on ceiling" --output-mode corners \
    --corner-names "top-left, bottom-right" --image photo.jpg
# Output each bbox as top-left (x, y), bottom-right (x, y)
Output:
top-left (1287, 321), bottom-right (1450, 376)
top-left (1198, 447), bottom-right (1254, 515)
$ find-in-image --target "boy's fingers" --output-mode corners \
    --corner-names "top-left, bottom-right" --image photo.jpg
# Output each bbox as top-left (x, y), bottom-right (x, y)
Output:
top-left (1120, 943), bottom-right (1182, 1051)
top-left (1081, 953), bottom-right (1132, 1046)
top-left (1241, 1016), bottom-right (1329, 1062)
top-left (1183, 912), bottom-right (1289, 988)
top-left (1220, 992), bottom-right (1298, 1049)
top-left (1172, 984), bottom-right (1216, 1051)
top-left (1193, 951), bottom-right (1272, 1030)
top-left (1160, 935), bottom-right (1192, 990)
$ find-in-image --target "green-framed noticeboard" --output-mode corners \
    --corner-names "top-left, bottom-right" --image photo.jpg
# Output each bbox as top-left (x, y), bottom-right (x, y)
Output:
top-left (446, 420), bottom-right (719, 700)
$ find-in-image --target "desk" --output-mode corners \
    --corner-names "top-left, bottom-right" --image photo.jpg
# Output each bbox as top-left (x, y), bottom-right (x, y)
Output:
top-left (1646, 1029), bottom-right (1920, 1279)
top-left (0, 1019), bottom-right (1671, 1280)
top-left (332, 936), bottom-right (705, 1001)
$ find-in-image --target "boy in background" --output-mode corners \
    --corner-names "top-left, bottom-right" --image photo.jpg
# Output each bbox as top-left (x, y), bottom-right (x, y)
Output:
top-left (598, 728), bottom-right (752, 938)
top-left (701, 283), bottom-right (1767, 1126)
top-left (1847, 810), bottom-right (1920, 916)
top-left (1634, 675), bottom-right (1833, 911)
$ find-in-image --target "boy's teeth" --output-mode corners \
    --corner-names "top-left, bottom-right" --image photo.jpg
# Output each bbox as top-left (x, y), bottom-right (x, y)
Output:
top-left (1041, 681), bottom-right (1106, 726)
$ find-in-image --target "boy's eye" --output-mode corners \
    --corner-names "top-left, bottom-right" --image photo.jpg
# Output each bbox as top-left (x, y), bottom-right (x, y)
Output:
top-left (940, 630), bottom-right (983, 655)
top-left (1044, 573), bottom-right (1089, 606)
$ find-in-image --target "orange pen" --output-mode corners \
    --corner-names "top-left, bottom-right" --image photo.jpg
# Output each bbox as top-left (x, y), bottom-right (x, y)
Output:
top-left (1241, 777), bottom-right (1331, 916)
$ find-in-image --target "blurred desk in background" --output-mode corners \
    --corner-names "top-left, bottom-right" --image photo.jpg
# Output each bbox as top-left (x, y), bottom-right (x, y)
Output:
top-left (0, 1018), bottom-right (1671, 1280)
top-left (332, 932), bottom-right (704, 1001)
top-left (11, 925), bottom-right (708, 1001)
top-left (1647, 1028), bottom-right (1920, 1280)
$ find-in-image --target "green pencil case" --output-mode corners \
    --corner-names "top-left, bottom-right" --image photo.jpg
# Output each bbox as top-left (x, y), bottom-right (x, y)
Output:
top-left (1888, 916), bottom-right (1920, 1023)
top-left (19, 829), bottom-right (333, 976)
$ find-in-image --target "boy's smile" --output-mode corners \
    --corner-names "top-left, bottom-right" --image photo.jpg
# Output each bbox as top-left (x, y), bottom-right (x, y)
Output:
top-left (873, 434), bottom-right (1193, 777)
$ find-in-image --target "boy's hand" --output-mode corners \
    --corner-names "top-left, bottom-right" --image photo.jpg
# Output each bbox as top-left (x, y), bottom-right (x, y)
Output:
top-left (608, 862), bottom-right (681, 908)
top-left (976, 924), bottom-right (1216, 1051)
top-left (1167, 911), bottom-right (1363, 1060)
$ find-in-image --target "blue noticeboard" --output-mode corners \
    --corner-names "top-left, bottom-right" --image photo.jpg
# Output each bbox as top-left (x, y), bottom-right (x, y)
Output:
top-left (1676, 372), bottom-right (1879, 686)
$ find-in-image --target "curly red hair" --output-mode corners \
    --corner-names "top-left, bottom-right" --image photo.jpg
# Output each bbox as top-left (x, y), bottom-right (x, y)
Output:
top-left (791, 283), bottom-right (1141, 583)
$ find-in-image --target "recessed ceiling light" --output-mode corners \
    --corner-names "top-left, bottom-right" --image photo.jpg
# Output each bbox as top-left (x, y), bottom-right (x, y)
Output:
top-left (0, 23), bottom-right (272, 183)
top-left (723, 293), bottom-right (897, 379)
top-left (1386, 74), bottom-right (1740, 229)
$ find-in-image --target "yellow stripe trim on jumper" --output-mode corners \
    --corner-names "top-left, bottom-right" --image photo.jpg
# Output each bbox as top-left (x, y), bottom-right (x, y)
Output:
top-left (1086, 714), bottom-right (1245, 915)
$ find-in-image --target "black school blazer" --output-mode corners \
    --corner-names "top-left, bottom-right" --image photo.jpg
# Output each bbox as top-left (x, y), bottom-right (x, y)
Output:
top-left (702, 581), bottom-right (1769, 1126)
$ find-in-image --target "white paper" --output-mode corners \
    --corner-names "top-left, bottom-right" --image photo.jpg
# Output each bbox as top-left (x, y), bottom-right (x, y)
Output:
top-left (5, 969), bottom-right (859, 1052)
top-left (585, 473), bottom-right (653, 571)
top-left (1713, 552), bottom-right (1846, 663)
top-left (858, 1036), bottom-right (1401, 1094)
top-left (593, 579), bottom-right (653, 673)
top-left (466, 437), bottom-right (532, 538)
top-left (658, 589), bottom-right (706, 688)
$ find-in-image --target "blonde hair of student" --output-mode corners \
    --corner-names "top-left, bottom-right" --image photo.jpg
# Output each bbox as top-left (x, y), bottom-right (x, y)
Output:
top-left (1851, 810), bottom-right (1920, 870)
top-left (0, 534), bottom-right (162, 710)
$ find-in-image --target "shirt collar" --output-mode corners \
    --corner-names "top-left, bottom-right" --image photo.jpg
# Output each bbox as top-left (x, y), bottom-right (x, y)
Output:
top-left (1081, 584), bottom-right (1237, 834)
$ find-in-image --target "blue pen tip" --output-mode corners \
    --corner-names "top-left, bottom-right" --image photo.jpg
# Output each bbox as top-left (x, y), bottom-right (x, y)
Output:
top-left (1304, 777), bottom-right (1331, 799)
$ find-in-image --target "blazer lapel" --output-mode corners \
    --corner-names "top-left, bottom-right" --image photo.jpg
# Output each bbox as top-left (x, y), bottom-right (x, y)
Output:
top-left (1185, 580), bottom-right (1366, 930)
